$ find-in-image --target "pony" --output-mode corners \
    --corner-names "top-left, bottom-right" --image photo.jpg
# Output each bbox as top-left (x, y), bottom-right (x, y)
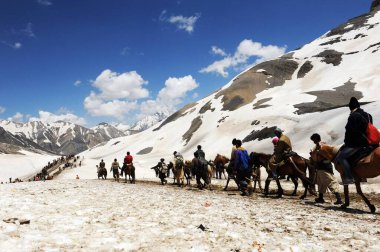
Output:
top-left (168, 161), bottom-right (184, 187)
top-left (98, 167), bottom-right (107, 180)
top-left (122, 163), bottom-right (135, 184)
top-left (250, 152), bottom-right (313, 199)
top-left (316, 144), bottom-right (380, 213)
top-left (183, 160), bottom-right (193, 186)
top-left (213, 154), bottom-right (239, 191)
top-left (213, 154), bottom-right (227, 179)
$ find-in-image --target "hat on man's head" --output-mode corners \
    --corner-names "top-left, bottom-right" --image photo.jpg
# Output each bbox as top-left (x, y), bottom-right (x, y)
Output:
top-left (310, 133), bottom-right (321, 142)
top-left (348, 97), bottom-right (360, 110)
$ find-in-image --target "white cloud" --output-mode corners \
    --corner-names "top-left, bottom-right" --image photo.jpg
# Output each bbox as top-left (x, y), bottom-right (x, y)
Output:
top-left (37, 0), bottom-right (52, 6)
top-left (84, 69), bottom-right (149, 119)
top-left (200, 39), bottom-right (287, 77)
top-left (22, 23), bottom-right (36, 38)
top-left (211, 46), bottom-right (226, 57)
top-left (84, 92), bottom-right (137, 118)
top-left (1, 41), bottom-right (22, 49)
top-left (93, 69), bottom-right (149, 100)
top-left (7, 112), bottom-right (25, 123)
top-left (139, 75), bottom-right (198, 117)
top-left (0, 106), bottom-right (5, 114)
top-left (160, 10), bottom-right (201, 34)
top-left (74, 80), bottom-right (81, 86)
top-left (29, 111), bottom-right (86, 125)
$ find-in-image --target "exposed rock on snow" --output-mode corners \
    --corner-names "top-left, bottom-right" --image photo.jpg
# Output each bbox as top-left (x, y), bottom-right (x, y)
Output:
top-left (215, 59), bottom-right (299, 111)
top-left (315, 49), bottom-right (344, 66)
top-left (182, 116), bottom-right (203, 144)
top-left (297, 61), bottom-right (313, 78)
top-left (294, 80), bottom-right (363, 114)
top-left (242, 126), bottom-right (277, 143)
top-left (252, 98), bottom-right (272, 110)
top-left (199, 101), bottom-right (215, 114)
top-left (136, 147), bottom-right (153, 155)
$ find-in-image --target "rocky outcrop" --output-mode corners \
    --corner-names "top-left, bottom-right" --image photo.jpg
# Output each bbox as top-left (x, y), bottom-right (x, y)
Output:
top-left (315, 50), bottom-right (343, 66)
top-left (293, 80), bottom-right (364, 114)
top-left (182, 116), bottom-right (202, 144)
top-left (242, 126), bottom-right (277, 143)
top-left (297, 61), bottom-right (313, 78)
top-left (215, 59), bottom-right (298, 111)
top-left (371, 0), bottom-right (380, 11)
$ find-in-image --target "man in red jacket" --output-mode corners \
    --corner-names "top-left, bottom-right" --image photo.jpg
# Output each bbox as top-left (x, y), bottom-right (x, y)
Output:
top-left (124, 152), bottom-right (133, 165)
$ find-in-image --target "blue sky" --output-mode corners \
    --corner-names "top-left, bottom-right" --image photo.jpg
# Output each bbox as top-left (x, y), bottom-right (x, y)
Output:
top-left (0, 0), bottom-right (370, 126)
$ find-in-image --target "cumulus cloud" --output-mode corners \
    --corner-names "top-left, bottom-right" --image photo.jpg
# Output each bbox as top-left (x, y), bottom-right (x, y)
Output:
top-left (84, 92), bottom-right (137, 118)
top-left (0, 106), bottom-right (5, 114)
top-left (200, 39), bottom-right (287, 77)
top-left (211, 46), bottom-right (226, 57)
top-left (84, 69), bottom-right (149, 119)
top-left (7, 112), bottom-right (25, 123)
top-left (37, 0), bottom-right (52, 6)
top-left (160, 10), bottom-right (201, 34)
top-left (139, 75), bottom-right (198, 117)
top-left (74, 80), bottom-right (81, 86)
top-left (29, 110), bottom-right (87, 125)
top-left (92, 69), bottom-right (149, 100)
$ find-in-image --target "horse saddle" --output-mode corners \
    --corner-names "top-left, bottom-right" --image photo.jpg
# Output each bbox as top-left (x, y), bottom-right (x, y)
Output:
top-left (349, 146), bottom-right (376, 166)
top-left (284, 151), bottom-right (298, 158)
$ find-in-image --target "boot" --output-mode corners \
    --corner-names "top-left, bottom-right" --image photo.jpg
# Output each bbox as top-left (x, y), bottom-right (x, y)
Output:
top-left (315, 193), bottom-right (325, 204)
top-left (334, 192), bottom-right (343, 205)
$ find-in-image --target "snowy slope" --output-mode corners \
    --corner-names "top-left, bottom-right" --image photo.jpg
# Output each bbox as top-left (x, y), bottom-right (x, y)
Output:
top-left (66, 8), bottom-right (380, 190)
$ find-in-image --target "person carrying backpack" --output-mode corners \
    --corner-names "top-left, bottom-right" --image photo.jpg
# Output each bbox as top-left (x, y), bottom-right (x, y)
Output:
top-left (234, 140), bottom-right (252, 196)
top-left (195, 145), bottom-right (206, 160)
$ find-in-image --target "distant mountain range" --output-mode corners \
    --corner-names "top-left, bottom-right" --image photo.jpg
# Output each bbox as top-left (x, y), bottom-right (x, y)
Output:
top-left (0, 112), bottom-right (169, 155)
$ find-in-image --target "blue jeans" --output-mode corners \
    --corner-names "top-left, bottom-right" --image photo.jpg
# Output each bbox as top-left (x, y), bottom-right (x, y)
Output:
top-left (336, 147), bottom-right (360, 180)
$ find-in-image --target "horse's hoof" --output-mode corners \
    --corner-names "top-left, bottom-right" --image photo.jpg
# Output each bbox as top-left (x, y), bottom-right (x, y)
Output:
top-left (223, 188), bottom-right (227, 191)
top-left (299, 195), bottom-right (305, 200)
top-left (369, 204), bottom-right (376, 213)
top-left (340, 204), bottom-right (348, 209)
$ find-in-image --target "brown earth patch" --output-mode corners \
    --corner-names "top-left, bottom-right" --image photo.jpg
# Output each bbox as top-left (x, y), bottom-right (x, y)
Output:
top-left (199, 101), bottom-right (215, 114)
top-left (215, 59), bottom-right (298, 111)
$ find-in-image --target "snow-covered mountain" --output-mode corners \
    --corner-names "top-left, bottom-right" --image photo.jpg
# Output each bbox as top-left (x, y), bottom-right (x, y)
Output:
top-left (130, 112), bottom-right (170, 132)
top-left (75, 5), bottom-right (380, 180)
top-left (0, 120), bottom-right (126, 155)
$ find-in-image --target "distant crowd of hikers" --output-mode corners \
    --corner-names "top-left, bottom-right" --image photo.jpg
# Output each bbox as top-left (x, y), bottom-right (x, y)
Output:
top-left (96, 97), bottom-right (380, 212)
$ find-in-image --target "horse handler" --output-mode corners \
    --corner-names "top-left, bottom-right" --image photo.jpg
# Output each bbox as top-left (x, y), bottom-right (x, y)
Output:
top-left (110, 158), bottom-right (120, 182)
top-left (310, 133), bottom-right (342, 204)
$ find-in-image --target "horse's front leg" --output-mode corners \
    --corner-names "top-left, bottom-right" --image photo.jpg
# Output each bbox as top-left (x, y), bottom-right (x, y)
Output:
top-left (354, 181), bottom-right (376, 213)
top-left (341, 185), bottom-right (350, 209)
top-left (290, 176), bottom-right (298, 196)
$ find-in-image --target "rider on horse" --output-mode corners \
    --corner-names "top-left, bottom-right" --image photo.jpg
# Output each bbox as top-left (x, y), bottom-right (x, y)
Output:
top-left (336, 97), bottom-right (373, 185)
top-left (268, 127), bottom-right (292, 179)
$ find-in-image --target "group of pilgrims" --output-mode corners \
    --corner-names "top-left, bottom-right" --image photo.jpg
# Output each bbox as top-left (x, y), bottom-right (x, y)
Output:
top-left (97, 97), bottom-right (379, 208)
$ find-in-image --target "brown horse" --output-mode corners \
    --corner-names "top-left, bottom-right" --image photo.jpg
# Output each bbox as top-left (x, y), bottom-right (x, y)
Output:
top-left (168, 161), bottom-right (184, 187)
top-left (122, 163), bottom-right (135, 184)
top-left (251, 152), bottom-right (313, 199)
top-left (183, 160), bottom-right (192, 186)
top-left (317, 144), bottom-right (380, 213)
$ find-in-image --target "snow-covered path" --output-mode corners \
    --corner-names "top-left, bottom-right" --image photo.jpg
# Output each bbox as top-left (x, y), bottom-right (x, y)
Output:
top-left (1, 179), bottom-right (379, 251)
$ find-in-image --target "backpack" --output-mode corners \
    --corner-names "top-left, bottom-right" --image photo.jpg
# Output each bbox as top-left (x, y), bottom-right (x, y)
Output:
top-left (161, 163), bottom-right (168, 174)
top-left (365, 114), bottom-right (380, 145)
top-left (237, 149), bottom-right (250, 170)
